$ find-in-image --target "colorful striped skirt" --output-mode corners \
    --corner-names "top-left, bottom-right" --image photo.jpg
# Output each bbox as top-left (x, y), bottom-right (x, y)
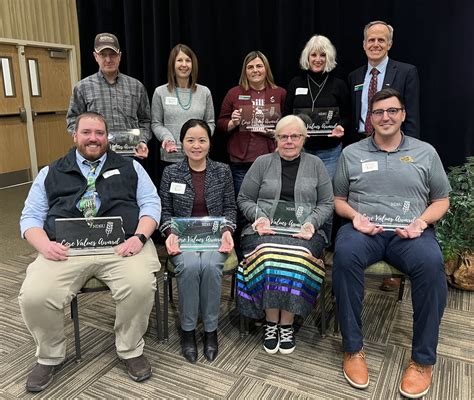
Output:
top-left (236, 242), bottom-right (326, 319)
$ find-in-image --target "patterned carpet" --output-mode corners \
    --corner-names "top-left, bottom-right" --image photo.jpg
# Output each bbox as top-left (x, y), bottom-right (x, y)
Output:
top-left (0, 250), bottom-right (472, 399)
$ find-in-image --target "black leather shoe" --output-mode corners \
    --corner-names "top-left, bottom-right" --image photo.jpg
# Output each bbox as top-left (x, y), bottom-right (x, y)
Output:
top-left (203, 330), bottom-right (218, 362)
top-left (122, 355), bottom-right (152, 382)
top-left (181, 329), bottom-right (197, 364)
top-left (26, 363), bottom-right (62, 392)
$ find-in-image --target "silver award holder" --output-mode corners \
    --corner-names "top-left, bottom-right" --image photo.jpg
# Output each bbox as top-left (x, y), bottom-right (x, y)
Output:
top-left (356, 195), bottom-right (421, 231)
top-left (55, 216), bottom-right (125, 256)
top-left (108, 129), bottom-right (141, 156)
top-left (171, 216), bottom-right (225, 251)
top-left (255, 199), bottom-right (314, 235)
top-left (240, 104), bottom-right (281, 132)
top-left (293, 107), bottom-right (340, 136)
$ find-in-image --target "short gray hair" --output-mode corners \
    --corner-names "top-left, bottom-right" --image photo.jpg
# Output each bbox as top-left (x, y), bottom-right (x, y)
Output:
top-left (363, 20), bottom-right (394, 43)
top-left (299, 35), bottom-right (337, 73)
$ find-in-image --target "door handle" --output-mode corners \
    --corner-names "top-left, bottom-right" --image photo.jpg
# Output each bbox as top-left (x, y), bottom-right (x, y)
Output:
top-left (19, 107), bottom-right (27, 122)
top-left (32, 109), bottom-right (37, 120)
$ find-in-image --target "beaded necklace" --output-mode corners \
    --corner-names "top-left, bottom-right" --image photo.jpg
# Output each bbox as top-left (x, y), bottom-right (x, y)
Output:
top-left (175, 87), bottom-right (193, 110)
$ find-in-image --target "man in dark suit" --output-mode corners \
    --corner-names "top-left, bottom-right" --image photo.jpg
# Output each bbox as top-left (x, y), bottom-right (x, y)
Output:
top-left (348, 21), bottom-right (421, 291)
top-left (349, 20), bottom-right (420, 140)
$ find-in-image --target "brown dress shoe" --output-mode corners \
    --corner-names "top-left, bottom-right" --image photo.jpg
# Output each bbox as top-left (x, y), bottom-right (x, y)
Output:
top-left (343, 350), bottom-right (369, 389)
top-left (380, 277), bottom-right (401, 291)
top-left (122, 355), bottom-right (152, 382)
top-left (399, 360), bottom-right (433, 398)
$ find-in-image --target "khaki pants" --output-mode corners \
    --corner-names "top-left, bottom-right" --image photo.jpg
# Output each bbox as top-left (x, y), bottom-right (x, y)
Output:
top-left (18, 240), bottom-right (160, 365)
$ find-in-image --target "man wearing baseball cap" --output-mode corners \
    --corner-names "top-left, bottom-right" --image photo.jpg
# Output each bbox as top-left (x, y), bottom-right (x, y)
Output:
top-left (66, 33), bottom-right (151, 158)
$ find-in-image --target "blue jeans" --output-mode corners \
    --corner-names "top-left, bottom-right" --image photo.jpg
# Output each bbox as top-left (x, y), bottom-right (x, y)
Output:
top-left (305, 143), bottom-right (342, 180)
top-left (305, 144), bottom-right (342, 246)
top-left (332, 224), bottom-right (447, 365)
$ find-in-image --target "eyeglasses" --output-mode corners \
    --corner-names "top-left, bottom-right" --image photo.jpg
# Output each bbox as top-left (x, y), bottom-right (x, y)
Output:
top-left (371, 107), bottom-right (404, 118)
top-left (96, 52), bottom-right (120, 59)
top-left (276, 133), bottom-right (305, 142)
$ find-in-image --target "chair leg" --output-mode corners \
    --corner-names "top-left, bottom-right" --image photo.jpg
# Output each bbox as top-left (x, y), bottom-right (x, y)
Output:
top-left (168, 272), bottom-right (173, 303)
top-left (319, 282), bottom-right (326, 338)
top-left (398, 276), bottom-right (406, 302)
top-left (230, 273), bottom-right (236, 300)
top-left (154, 275), bottom-right (163, 341)
top-left (333, 291), bottom-right (339, 335)
top-left (71, 296), bottom-right (82, 362)
top-left (163, 271), bottom-right (169, 342)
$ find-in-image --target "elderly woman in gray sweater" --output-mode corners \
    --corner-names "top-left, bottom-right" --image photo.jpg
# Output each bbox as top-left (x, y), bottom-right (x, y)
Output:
top-left (237, 115), bottom-right (333, 355)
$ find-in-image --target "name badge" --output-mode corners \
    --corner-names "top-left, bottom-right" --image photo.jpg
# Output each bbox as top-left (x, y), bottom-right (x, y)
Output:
top-left (354, 84), bottom-right (363, 92)
top-left (170, 182), bottom-right (186, 194)
top-left (165, 97), bottom-right (178, 105)
top-left (295, 88), bottom-right (308, 95)
top-left (362, 161), bottom-right (378, 173)
top-left (103, 169), bottom-right (120, 179)
top-left (238, 95), bottom-right (251, 100)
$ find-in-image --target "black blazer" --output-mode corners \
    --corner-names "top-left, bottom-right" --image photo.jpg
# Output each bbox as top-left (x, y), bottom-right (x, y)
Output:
top-left (159, 158), bottom-right (237, 235)
top-left (348, 58), bottom-right (420, 139)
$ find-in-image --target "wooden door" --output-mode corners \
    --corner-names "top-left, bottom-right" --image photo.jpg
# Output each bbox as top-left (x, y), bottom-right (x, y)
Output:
top-left (25, 47), bottom-right (73, 168)
top-left (0, 44), bottom-right (31, 187)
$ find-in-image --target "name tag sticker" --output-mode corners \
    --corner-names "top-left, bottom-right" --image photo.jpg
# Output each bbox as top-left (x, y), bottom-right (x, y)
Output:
top-left (295, 88), bottom-right (308, 95)
top-left (354, 84), bottom-right (363, 92)
top-left (103, 169), bottom-right (120, 179)
top-left (362, 161), bottom-right (378, 173)
top-left (165, 97), bottom-right (178, 105)
top-left (170, 182), bottom-right (186, 194)
top-left (238, 95), bottom-right (251, 100)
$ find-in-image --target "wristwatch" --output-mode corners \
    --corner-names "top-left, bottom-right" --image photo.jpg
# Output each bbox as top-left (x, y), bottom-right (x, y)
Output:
top-left (134, 233), bottom-right (147, 245)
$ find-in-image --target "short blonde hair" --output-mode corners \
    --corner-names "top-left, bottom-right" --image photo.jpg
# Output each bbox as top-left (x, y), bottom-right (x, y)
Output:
top-left (299, 35), bottom-right (337, 73)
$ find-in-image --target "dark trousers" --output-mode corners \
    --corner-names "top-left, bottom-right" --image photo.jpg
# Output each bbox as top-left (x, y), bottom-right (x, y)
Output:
top-left (332, 224), bottom-right (447, 365)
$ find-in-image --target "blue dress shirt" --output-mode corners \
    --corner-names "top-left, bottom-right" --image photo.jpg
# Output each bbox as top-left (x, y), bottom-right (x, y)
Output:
top-left (20, 150), bottom-right (161, 237)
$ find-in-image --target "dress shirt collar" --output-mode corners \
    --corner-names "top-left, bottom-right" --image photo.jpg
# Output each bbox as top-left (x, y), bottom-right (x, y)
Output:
top-left (367, 56), bottom-right (389, 75)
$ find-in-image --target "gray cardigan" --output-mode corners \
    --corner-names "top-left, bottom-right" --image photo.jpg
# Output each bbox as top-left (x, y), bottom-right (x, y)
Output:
top-left (237, 152), bottom-right (334, 236)
top-left (159, 158), bottom-right (236, 235)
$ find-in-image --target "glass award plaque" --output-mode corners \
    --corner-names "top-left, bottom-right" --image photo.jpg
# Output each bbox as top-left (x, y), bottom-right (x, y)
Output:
top-left (171, 217), bottom-right (225, 251)
top-left (357, 195), bottom-right (421, 231)
top-left (240, 104), bottom-right (281, 132)
top-left (108, 129), bottom-right (140, 156)
top-left (55, 216), bottom-right (125, 255)
top-left (255, 199), bottom-right (313, 235)
top-left (293, 107), bottom-right (340, 136)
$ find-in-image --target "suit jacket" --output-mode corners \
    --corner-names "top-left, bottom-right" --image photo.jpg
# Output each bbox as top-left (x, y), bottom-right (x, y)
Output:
top-left (348, 58), bottom-right (420, 139)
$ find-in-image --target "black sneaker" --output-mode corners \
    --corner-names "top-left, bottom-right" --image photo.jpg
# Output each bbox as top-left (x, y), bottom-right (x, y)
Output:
top-left (263, 321), bottom-right (279, 354)
top-left (26, 363), bottom-right (62, 392)
top-left (279, 324), bottom-right (295, 354)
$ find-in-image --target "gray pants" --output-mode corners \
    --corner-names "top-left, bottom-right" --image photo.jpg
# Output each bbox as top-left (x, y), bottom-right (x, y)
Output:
top-left (172, 251), bottom-right (226, 332)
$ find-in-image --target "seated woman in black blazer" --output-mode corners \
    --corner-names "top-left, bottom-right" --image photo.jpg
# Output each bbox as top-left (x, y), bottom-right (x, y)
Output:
top-left (159, 119), bottom-right (236, 364)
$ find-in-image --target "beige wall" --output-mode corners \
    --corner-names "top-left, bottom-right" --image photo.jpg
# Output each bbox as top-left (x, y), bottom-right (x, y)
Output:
top-left (0, 0), bottom-right (81, 74)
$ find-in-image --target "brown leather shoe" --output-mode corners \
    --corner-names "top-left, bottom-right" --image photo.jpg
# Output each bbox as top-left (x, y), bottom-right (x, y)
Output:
top-left (122, 355), bottom-right (152, 382)
top-left (342, 350), bottom-right (369, 389)
top-left (399, 360), bottom-right (433, 398)
top-left (380, 277), bottom-right (401, 291)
